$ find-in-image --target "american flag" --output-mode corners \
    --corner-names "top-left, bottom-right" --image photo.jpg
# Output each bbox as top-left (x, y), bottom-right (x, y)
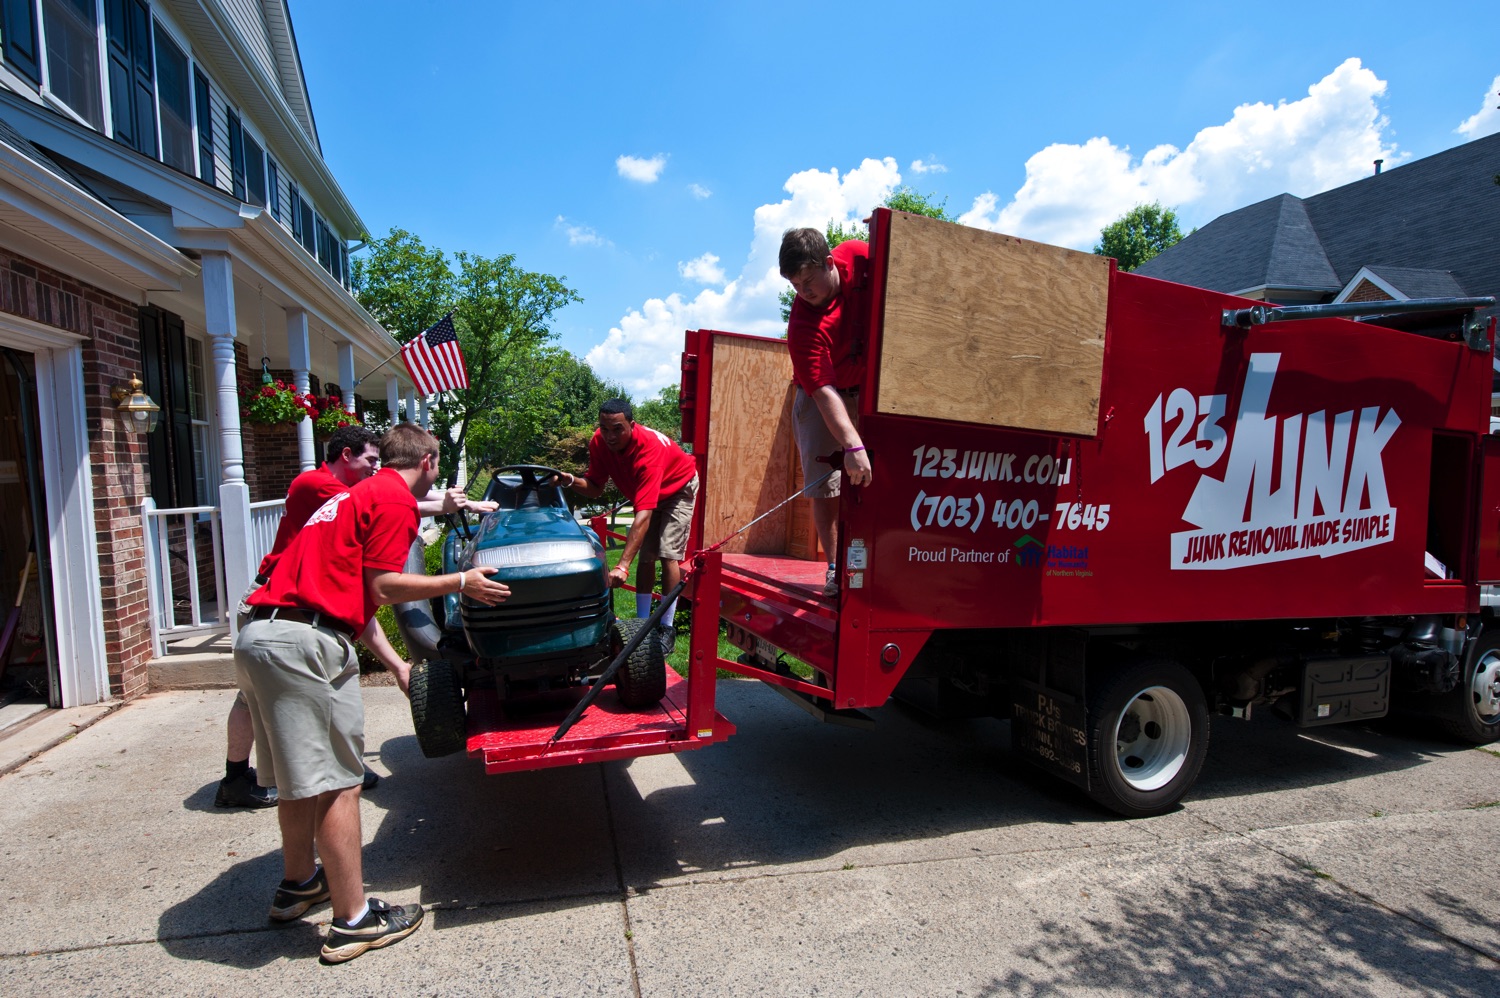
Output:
top-left (401, 312), bottom-right (469, 395)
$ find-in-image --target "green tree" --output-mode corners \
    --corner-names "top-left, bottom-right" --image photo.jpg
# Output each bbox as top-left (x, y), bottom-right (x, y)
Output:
top-left (1093, 202), bottom-right (1185, 272)
top-left (780, 185), bottom-right (953, 320)
top-left (350, 228), bottom-right (453, 340)
top-left (634, 383), bottom-right (681, 441)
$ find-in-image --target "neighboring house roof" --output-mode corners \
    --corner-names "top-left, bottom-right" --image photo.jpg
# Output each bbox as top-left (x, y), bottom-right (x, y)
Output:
top-left (1136, 131), bottom-right (1500, 307)
top-left (1354, 265), bottom-right (1468, 300)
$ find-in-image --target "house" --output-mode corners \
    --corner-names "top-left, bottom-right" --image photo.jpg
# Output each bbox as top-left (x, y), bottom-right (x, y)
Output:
top-left (0, 0), bottom-right (425, 708)
top-left (1136, 131), bottom-right (1500, 322)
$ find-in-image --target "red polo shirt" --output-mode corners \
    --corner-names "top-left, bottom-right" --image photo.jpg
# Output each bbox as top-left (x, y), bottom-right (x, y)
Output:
top-left (583, 425), bottom-right (696, 512)
top-left (247, 467), bottom-right (418, 633)
top-left (256, 464), bottom-right (348, 578)
top-left (786, 240), bottom-right (870, 396)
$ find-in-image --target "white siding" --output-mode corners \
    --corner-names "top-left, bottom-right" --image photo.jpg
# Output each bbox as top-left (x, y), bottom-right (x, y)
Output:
top-left (218, 0), bottom-right (278, 90)
top-left (208, 86), bottom-right (233, 196)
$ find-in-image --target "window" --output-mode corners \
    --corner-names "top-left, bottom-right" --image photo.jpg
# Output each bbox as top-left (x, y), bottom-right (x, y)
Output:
top-left (152, 20), bottom-right (191, 173)
top-left (242, 130), bottom-right (265, 206)
top-left (41, 0), bottom-right (102, 127)
top-left (226, 108), bottom-right (245, 200)
top-left (315, 215), bottom-right (332, 272)
top-left (193, 65), bottom-right (212, 183)
top-left (2, 0), bottom-right (41, 84)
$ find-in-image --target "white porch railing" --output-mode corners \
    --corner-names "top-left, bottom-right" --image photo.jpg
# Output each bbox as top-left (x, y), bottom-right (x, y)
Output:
top-left (142, 497), bottom-right (285, 657)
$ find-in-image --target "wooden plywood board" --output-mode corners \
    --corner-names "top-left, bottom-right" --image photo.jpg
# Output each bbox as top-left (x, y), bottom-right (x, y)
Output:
top-left (877, 212), bottom-right (1109, 436)
top-left (704, 335), bottom-right (796, 555)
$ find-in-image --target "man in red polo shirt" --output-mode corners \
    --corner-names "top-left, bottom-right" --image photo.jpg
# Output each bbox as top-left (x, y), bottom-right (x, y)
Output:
top-left (216, 425), bottom-right (495, 809)
top-left (557, 398), bottom-right (697, 652)
top-left (780, 227), bottom-right (875, 597)
top-left (234, 423), bottom-right (510, 963)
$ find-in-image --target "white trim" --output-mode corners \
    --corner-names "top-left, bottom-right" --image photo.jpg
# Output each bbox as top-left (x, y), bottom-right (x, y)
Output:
top-left (0, 316), bottom-right (109, 705)
top-left (35, 345), bottom-right (108, 704)
top-left (1332, 267), bottom-right (1406, 304)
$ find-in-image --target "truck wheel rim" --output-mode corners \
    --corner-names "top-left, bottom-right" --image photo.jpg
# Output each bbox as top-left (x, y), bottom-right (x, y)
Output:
top-left (1474, 648), bottom-right (1500, 722)
top-left (1112, 685), bottom-right (1192, 792)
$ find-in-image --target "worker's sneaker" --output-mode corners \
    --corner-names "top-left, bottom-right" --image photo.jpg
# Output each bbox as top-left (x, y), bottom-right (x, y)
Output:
top-left (215, 768), bottom-right (278, 808)
top-left (823, 564), bottom-right (839, 598)
top-left (656, 624), bottom-right (676, 657)
top-left (269, 866), bottom-right (330, 922)
top-left (320, 898), bottom-right (424, 964)
top-left (361, 768), bottom-right (379, 792)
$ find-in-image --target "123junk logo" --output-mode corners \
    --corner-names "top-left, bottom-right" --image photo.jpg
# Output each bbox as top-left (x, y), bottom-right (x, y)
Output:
top-left (1144, 353), bottom-right (1399, 571)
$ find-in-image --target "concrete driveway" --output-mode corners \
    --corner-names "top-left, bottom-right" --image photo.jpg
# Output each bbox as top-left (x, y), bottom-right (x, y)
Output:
top-left (0, 680), bottom-right (1497, 996)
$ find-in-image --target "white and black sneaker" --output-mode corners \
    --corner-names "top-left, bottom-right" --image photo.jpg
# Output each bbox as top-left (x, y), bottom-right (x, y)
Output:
top-left (320, 897), bottom-right (424, 963)
top-left (269, 866), bottom-right (330, 922)
top-left (656, 623), bottom-right (677, 657)
top-left (823, 564), bottom-right (839, 598)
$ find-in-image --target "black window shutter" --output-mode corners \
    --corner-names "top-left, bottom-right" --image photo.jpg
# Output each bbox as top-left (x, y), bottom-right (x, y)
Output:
top-left (267, 159), bottom-right (279, 220)
top-left (227, 110), bottom-right (245, 200)
top-left (104, 0), bottom-right (156, 156)
top-left (243, 132), bottom-right (265, 206)
top-left (138, 306), bottom-right (175, 506)
top-left (2, 0), bottom-right (41, 84)
top-left (161, 311), bottom-right (196, 505)
top-left (194, 67), bottom-right (214, 183)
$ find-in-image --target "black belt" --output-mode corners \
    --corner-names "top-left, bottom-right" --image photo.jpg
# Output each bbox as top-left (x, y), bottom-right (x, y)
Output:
top-left (246, 606), bottom-right (356, 639)
top-left (253, 572), bottom-right (269, 586)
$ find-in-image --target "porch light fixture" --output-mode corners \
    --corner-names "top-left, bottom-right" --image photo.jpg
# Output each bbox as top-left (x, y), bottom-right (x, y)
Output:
top-left (111, 375), bottom-right (160, 434)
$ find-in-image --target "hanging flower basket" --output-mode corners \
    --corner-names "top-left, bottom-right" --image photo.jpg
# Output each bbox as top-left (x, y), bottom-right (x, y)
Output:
top-left (312, 394), bottom-right (363, 436)
top-left (238, 379), bottom-right (317, 426)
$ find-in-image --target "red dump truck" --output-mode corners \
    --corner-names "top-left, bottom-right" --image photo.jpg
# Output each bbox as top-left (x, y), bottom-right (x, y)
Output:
top-left (439, 208), bottom-right (1499, 819)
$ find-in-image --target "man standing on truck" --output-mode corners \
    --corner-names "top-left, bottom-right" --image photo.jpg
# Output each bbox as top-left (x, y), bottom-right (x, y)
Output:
top-left (234, 423), bottom-right (511, 963)
top-left (779, 227), bottom-right (875, 597)
top-left (215, 425), bottom-right (495, 809)
top-left (555, 398), bottom-right (697, 653)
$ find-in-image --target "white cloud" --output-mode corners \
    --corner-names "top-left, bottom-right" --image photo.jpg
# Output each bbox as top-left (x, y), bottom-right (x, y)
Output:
top-left (617, 154), bottom-right (668, 183)
top-left (588, 157), bottom-right (900, 397)
top-left (911, 158), bottom-right (947, 174)
top-left (678, 253), bottom-right (725, 285)
top-left (688, 183), bottom-right (712, 199)
top-left (1457, 74), bottom-right (1500, 139)
top-left (959, 58), bottom-right (1398, 249)
top-left (554, 215), bottom-right (611, 248)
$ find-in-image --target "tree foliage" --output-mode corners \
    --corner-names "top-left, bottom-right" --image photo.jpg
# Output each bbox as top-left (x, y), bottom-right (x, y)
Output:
top-left (352, 228), bottom-right (587, 482)
top-left (634, 384), bottom-right (681, 441)
top-left (1093, 202), bottom-right (1185, 272)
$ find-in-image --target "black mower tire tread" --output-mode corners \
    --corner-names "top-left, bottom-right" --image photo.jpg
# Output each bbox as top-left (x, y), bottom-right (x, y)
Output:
top-left (409, 658), bottom-right (466, 758)
top-left (612, 617), bottom-right (668, 708)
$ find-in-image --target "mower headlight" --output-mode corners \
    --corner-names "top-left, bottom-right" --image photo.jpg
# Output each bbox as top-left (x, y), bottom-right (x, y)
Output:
top-left (471, 540), bottom-right (599, 569)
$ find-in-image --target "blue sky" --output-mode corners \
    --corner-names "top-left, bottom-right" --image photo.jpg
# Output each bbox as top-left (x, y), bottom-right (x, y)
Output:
top-left (289, 1), bottom-right (1499, 399)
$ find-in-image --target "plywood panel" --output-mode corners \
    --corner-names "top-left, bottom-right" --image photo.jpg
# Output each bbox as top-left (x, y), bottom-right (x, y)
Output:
top-left (703, 336), bottom-right (797, 555)
top-left (877, 212), bottom-right (1109, 436)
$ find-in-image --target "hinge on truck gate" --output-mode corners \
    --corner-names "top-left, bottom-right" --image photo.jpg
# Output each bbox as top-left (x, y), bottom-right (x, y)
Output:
top-left (1221, 297), bottom-right (1497, 350)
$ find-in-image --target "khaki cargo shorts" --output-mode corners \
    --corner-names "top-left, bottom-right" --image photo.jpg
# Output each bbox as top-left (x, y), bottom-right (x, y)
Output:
top-left (793, 388), bottom-right (859, 499)
top-left (233, 616), bottom-right (364, 800)
top-left (641, 474), bottom-right (699, 564)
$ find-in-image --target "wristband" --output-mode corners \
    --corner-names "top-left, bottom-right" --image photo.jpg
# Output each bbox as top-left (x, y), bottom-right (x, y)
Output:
top-left (456, 571), bottom-right (466, 593)
top-left (845, 445), bottom-right (866, 453)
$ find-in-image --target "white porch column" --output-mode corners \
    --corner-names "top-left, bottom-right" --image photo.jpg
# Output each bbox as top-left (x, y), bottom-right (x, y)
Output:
top-left (285, 307), bottom-right (315, 472)
top-left (404, 387), bottom-right (417, 424)
top-left (419, 394), bottom-right (430, 428)
top-left (385, 375), bottom-right (399, 426)
top-left (202, 251), bottom-right (253, 634)
top-left (337, 342), bottom-right (355, 414)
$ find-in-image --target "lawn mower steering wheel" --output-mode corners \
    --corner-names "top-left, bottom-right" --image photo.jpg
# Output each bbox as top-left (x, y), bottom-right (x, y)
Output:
top-left (494, 464), bottom-right (569, 494)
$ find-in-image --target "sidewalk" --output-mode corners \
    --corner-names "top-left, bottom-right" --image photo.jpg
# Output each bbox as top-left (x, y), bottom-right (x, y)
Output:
top-left (0, 683), bottom-right (1497, 995)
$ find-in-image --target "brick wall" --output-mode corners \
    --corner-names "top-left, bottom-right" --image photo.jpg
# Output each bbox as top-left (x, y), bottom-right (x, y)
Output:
top-left (0, 251), bottom-right (154, 700)
top-left (1346, 280), bottom-right (1393, 304)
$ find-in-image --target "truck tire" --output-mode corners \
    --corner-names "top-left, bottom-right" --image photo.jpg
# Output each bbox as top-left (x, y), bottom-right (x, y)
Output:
top-left (610, 617), bottom-right (667, 708)
top-left (1437, 631), bottom-right (1500, 744)
top-left (1085, 659), bottom-right (1209, 818)
top-left (409, 658), bottom-right (466, 758)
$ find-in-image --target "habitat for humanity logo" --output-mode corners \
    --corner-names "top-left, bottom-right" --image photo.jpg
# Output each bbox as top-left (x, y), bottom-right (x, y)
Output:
top-left (1013, 534), bottom-right (1089, 574)
top-left (1014, 534), bottom-right (1044, 567)
top-left (1147, 352), bottom-right (1398, 571)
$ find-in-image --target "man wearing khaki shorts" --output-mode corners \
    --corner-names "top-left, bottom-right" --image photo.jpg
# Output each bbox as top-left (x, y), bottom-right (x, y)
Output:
top-left (780, 227), bottom-right (875, 597)
top-left (559, 398), bottom-right (698, 654)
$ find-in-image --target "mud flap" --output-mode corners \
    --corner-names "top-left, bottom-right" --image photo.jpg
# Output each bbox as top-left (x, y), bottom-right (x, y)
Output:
top-left (1008, 629), bottom-right (1090, 791)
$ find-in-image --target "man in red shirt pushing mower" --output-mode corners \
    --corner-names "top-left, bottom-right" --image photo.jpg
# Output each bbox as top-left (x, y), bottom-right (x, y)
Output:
top-left (554, 398), bottom-right (698, 655)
